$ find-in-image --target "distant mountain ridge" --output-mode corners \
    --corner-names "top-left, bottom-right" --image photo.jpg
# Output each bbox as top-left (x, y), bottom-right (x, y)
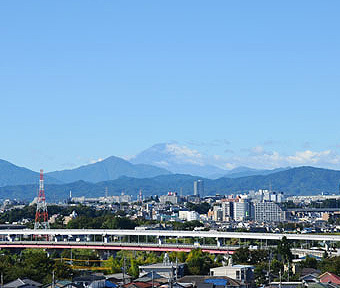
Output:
top-left (46, 156), bottom-right (172, 183)
top-left (130, 143), bottom-right (228, 178)
top-left (1, 166), bottom-right (340, 201)
top-left (224, 166), bottom-right (291, 178)
top-left (0, 159), bottom-right (61, 187)
top-left (0, 143), bottom-right (291, 187)
top-left (129, 143), bottom-right (289, 178)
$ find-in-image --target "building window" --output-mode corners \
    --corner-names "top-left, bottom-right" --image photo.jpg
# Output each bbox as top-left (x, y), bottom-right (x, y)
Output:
top-left (236, 271), bottom-right (240, 279)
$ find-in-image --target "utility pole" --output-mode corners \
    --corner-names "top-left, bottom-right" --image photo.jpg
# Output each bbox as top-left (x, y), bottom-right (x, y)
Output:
top-left (279, 270), bottom-right (282, 288)
top-left (268, 250), bottom-right (272, 284)
top-left (122, 257), bottom-right (126, 284)
top-left (52, 270), bottom-right (55, 288)
top-left (152, 271), bottom-right (154, 288)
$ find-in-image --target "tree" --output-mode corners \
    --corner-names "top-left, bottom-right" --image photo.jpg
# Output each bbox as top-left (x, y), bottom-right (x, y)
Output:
top-left (102, 216), bottom-right (137, 229)
top-left (319, 256), bottom-right (340, 275)
top-left (232, 247), bottom-right (251, 264)
top-left (254, 263), bottom-right (268, 286)
top-left (17, 249), bottom-right (54, 283)
top-left (186, 202), bottom-right (211, 214)
top-left (232, 247), bottom-right (268, 265)
top-left (277, 236), bottom-right (293, 263)
top-left (300, 256), bottom-right (318, 270)
top-left (186, 249), bottom-right (214, 275)
top-left (54, 261), bottom-right (73, 280)
top-left (129, 258), bottom-right (139, 278)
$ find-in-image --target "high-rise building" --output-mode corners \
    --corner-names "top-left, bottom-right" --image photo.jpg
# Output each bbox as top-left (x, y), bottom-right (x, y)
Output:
top-left (222, 200), bottom-right (235, 221)
top-left (254, 201), bottom-right (286, 222)
top-left (194, 180), bottom-right (204, 197)
top-left (233, 199), bottom-right (250, 221)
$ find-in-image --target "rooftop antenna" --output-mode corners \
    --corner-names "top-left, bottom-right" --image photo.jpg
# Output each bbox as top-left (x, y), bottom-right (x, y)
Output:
top-left (34, 169), bottom-right (50, 229)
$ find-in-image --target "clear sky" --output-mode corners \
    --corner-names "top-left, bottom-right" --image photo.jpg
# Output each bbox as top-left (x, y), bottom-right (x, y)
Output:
top-left (1, 1), bottom-right (340, 172)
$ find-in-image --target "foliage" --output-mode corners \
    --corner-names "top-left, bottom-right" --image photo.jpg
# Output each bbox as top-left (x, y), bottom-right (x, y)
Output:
top-left (232, 247), bottom-right (269, 265)
top-left (186, 249), bottom-right (215, 275)
top-left (276, 236), bottom-right (293, 263)
top-left (318, 256), bottom-right (340, 275)
top-left (299, 256), bottom-right (318, 270)
top-left (171, 220), bottom-right (204, 231)
top-left (67, 215), bottom-right (137, 229)
top-left (186, 202), bottom-right (211, 214)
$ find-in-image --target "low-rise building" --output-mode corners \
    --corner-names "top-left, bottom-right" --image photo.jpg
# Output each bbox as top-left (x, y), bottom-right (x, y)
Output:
top-left (179, 210), bottom-right (200, 221)
top-left (159, 192), bottom-right (180, 205)
top-left (210, 264), bottom-right (254, 284)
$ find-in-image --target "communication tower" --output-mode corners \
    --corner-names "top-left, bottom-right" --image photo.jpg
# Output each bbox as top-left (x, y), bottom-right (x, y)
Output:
top-left (34, 169), bottom-right (50, 229)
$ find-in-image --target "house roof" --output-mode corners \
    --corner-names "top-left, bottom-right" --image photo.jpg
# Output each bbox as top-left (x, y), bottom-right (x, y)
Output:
top-left (301, 268), bottom-right (321, 277)
top-left (124, 282), bottom-right (153, 288)
top-left (177, 276), bottom-right (242, 287)
top-left (308, 283), bottom-right (340, 288)
top-left (135, 272), bottom-right (167, 283)
top-left (73, 275), bottom-right (106, 282)
top-left (320, 272), bottom-right (340, 285)
top-left (106, 273), bottom-right (132, 281)
top-left (140, 263), bottom-right (185, 269)
top-left (304, 284), bottom-right (328, 288)
top-left (300, 274), bottom-right (320, 281)
top-left (43, 280), bottom-right (80, 288)
top-left (4, 278), bottom-right (42, 288)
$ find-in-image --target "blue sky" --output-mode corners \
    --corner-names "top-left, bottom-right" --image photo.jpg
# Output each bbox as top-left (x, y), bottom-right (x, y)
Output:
top-left (1, 1), bottom-right (340, 172)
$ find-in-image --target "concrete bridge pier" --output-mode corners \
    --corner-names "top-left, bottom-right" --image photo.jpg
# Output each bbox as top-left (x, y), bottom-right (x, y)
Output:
top-left (158, 236), bottom-right (164, 245)
top-left (216, 238), bottom-right (222, 247)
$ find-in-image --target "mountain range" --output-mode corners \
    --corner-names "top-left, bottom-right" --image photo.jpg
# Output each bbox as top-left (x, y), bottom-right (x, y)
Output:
top-left (1, 143), bottom-right (340, 200)
top-left (0, 143), bottom-right (288, 186)
top-left (1, 166), bottom-right (340, 201)
top-left (130, 143), bottom-right (227, 178)
top-left (130, 143), bottom-right (291, 178)
top-left (0, 159), bottom-right (61, 187)
top-left (46, 156), bottom-right (171, 183)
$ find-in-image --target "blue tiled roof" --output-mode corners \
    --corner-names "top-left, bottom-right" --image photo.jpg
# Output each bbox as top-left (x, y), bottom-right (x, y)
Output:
top-left (204, 279), bottom-right (228, 286)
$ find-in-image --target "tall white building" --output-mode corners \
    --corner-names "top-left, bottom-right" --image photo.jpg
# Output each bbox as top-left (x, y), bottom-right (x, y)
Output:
top-left (233, 199), bottom-right (250, 221)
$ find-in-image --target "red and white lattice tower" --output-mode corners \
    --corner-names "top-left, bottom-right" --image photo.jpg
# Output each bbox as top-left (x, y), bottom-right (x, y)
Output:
top-left (34, 169), bottom-right (50, 229)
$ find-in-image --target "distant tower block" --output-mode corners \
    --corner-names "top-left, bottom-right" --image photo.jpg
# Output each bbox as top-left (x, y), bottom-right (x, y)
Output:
top-left (194, 180), bottom-right (204, 197)
top-left (34, 169), bottom-right (50, 229)
top-left (139, 189), bottom-right (143, 202)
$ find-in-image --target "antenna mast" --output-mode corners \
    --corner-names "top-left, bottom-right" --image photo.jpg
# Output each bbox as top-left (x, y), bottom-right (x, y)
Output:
top-left (34, 169), bottom-right (50, 229)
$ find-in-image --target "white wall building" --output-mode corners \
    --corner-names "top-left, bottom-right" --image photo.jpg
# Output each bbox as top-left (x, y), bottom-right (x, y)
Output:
top-left (179, 210), bottom-right (200, 221)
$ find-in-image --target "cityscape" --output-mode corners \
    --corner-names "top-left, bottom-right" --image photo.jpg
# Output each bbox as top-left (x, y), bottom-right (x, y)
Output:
top-left (1, 1), bottom-right (340, 288)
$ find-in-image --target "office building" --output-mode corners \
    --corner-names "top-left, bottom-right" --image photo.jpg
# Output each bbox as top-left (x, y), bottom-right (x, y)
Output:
top-left (194, 180), bottom-right (204, 197)
top-left (233, 199), bottom-right (250, 221)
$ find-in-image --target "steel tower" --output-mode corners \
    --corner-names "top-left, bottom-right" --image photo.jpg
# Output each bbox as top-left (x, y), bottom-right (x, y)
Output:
top-left (34, 169), bottom-right (50, 229)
